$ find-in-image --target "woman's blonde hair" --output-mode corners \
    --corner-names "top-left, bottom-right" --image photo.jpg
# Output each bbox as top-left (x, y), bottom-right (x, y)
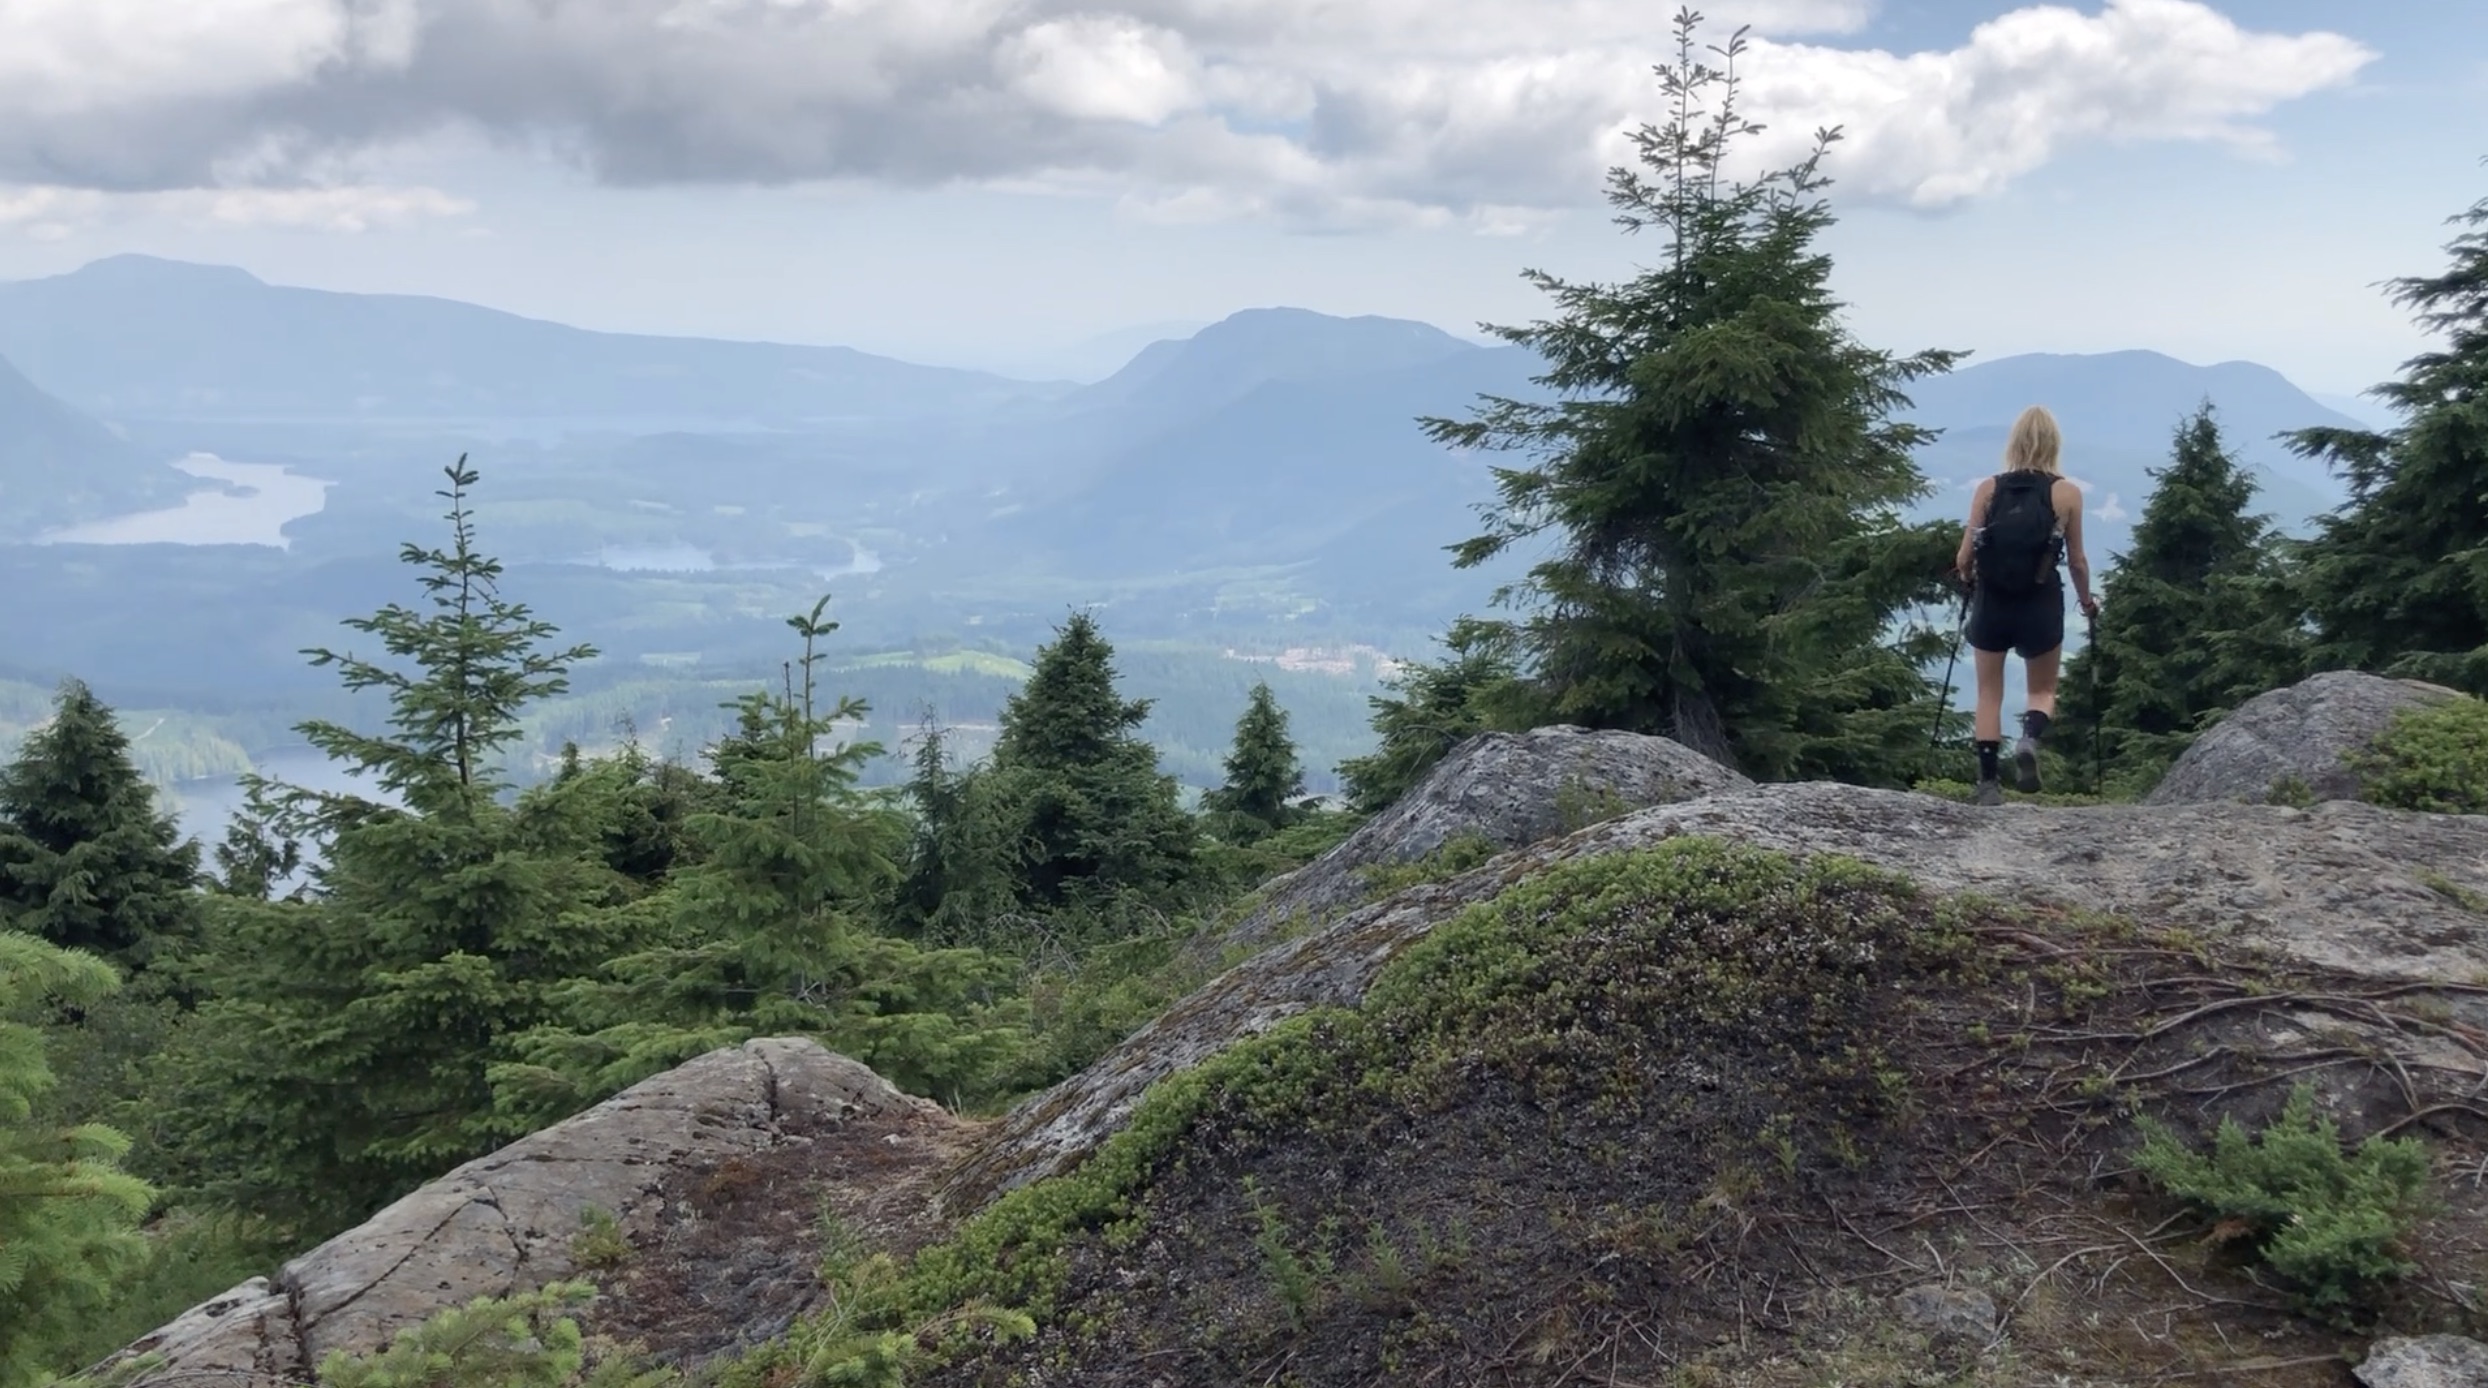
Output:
top-left (2004, 405), bottom-right (2062, 475)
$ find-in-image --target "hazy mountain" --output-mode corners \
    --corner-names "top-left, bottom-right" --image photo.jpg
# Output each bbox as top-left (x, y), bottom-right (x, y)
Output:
top-left (1062, 308), bottom-right (1483, 419)
top-left (1901, 349), bottom-right (2365, 533)
top-left (1011, 341), bottom-right (1538, 576)
top-left (995, 327), bottom-right (2372, 609)
top-left (0, 352), bottom-right (182, 540)
top-left (0, 255), bottom-right (1070, 426)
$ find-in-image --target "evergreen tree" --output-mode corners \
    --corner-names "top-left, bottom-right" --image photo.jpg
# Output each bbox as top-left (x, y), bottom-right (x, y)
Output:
top-left (983, 613), bottom-right (1196, 911)
top-left (491, 601), bottom-right (1024, 1118)
top-left (893, 715), bottom-right (1018, 943)
top-left (0, 933), bottom-right (155, 1388)
top-left (209, 779), bottom-right (302, 901)
top-left (1337, 620), bottom-right (1530, 814)
top-left (295, 456), bottom-right (594, 812)
top-left (0, 679), bottom-right (201, 972)
top-left (2060, 406), bottom-right (2311, 779)
top-left (1201, 683), bottom-right (1305, 839)
top-left (145, 461), bottom-right (635, 1228)
top-left (2288, 182), bottom-right (2488, 693)
top-left (1425, 11), bottom-right (1959, 782)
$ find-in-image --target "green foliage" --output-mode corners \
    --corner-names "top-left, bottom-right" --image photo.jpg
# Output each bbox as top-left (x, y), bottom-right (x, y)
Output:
top-left (1200, 682), bottom-right (1306, 842)
top-left (1424, 12), bottom-right (1960, 783)
top-left (0, 679), bottom-right (202, 973)
top-left (797, 837), bottom-right (1934, 1359)
top-left (978, 613), bottom-right (1199, 915)
top-left (35, 1210), bottom-right (291, 1380)
top-left (788, 1251), bottom-right (1033, 1387)
top-left (294, 458), bottom-right (597, 816)
top-left (891, 717), bottom-right (1017, 944)
top-left (0, 934), bottom-right (155, 1388)
top-left (1246, 1177), bottom-right (1332, 1330)
top-left (1337, 620), bottom-right (1530, 815)
top-left (2352, 695), bottom-right (2488, 814)
top-left (494, 600), bottom-right (1027, 1123)
top-left (318, 1281), bottom-right (622, 1388)
top-left (208, 780), bottom-right (302, 901)
top-left (1356, 834), bottom-right (1501, 897)
top-left (2059, 407), bottom-right (2310, 784)
top-left (145, 464), bottom-right (642, 1228)
top-left (2289, 184), bottom-right (2488, 694)
top-left (2133, 1085), bottom-right (2434, 1320)
top-left (2267, 774), bottom-right (2319, 810)
top-left (570, 1205), bottom-right (631, 1273)
top-left (1195, 804), bottom-right (1361, 898)
top-left (995, 921), bottom-right (1203, 1099)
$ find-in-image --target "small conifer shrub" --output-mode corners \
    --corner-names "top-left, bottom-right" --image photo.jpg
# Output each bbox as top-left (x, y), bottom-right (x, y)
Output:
top-left (2133, 1085), bottom-right (2433, 1321)
top-left (2352, 696), bottom-right (2488, 814)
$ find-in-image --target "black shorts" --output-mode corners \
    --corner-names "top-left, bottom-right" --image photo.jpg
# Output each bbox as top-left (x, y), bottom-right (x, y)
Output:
top-left (1967, 581), bottom-right (2065, 659)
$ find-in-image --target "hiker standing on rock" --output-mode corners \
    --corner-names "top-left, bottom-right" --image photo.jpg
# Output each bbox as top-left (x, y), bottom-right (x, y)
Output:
top-left (1951, 405), bottom-right (2100, 806)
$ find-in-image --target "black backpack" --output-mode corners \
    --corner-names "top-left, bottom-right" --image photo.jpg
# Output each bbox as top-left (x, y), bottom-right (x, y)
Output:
top-left (1973, 472), bottom-right (2060, 599)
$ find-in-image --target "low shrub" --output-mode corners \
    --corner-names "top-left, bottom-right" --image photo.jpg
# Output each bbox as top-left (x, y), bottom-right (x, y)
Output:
top-left (2133, 1084), bottom-right (2434, 1321)
top-left (2354, 695), bottom-right (2488, 814)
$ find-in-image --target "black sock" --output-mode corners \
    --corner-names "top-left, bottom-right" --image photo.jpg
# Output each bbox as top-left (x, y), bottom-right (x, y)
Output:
top-left (1975, 741), bottom-right (2001, 782)
top-left (2022, 710), bottom-right (2053, 743)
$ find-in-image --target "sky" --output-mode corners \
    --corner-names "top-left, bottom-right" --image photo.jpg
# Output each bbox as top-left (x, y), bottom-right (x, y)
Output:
top-left (0, 0), bottom-right (2480, 393)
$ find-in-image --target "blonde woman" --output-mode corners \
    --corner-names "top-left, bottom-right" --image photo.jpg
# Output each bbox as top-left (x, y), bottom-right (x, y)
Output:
top-left (1950, 405), bottom-right (2100, 806)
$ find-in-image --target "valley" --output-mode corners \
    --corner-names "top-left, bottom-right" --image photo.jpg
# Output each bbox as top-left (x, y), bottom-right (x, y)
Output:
top-left (0, 255), bottom-right (2372, 851)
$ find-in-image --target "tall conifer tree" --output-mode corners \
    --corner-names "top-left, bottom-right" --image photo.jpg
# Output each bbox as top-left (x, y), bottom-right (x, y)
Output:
top-left (2060, 407), bottom-right (2309, 776)
top-left (149, 461), bottom-right (633, 1227)
top-left (1426, 10), bottom-right (1958, 781)
top-left (1202, 682), bottom-right (1305, 839)
top-left (984, 612), bottom-right (1195, 911)
top-left (0, 679), bottom-right (200, 972)
top-left (2288, 182), bottom-right (2488, 692)
top-left (894, 715), bottom-right (1017, 943)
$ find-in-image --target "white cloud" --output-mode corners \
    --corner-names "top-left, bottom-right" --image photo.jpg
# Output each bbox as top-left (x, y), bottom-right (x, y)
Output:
top-left (0, 181), bottom-right (474, 235)
top-left (1740, 0), bottom-right (2378, 206)
top-left (0, 0), bottom-right (2373, 225)
top-left (1000, 16), bottom-right (1202, 125)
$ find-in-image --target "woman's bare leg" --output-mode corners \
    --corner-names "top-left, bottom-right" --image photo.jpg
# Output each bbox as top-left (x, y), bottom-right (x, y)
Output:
top-left (2024, 644), bottom-right (2063, 720)
top-left (1973, 648), bottom-right (2007, 743)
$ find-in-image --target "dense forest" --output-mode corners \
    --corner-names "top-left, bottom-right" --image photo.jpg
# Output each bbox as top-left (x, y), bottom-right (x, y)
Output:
top-left (5, 17), bottom-right (2485, 1386)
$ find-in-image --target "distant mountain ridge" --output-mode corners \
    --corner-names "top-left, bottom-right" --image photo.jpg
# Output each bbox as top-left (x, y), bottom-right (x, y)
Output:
top-left (962, 318), bottom-right (2371, 616)
top-left (1065, 308), bottom-right (1482, 418)
top-left (1902, 348), bottom-right (2364, 534)
top-left (0, 255), bottom-right (1070, 425)
top-left (0, 352), bottom-right (181, 540)
top-left (0, 261), bottom-right (2375, 607)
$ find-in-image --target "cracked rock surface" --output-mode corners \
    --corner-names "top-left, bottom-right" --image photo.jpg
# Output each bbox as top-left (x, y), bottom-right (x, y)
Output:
top-left (102, 1039), bottom-right (944, 1387)
top-left (936, 779), bottom-right (2488, 1214)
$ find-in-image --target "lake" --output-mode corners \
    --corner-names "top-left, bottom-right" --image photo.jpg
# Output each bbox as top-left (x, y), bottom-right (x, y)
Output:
top-left (39, 454), bottom-right (331, 548)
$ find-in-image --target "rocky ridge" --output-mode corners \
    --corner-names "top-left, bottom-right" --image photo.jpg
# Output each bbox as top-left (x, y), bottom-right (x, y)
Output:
top-left (102, 1040), bottom-right (967, 1385)
top-left (108, 674), bottom-right (2488, 1385)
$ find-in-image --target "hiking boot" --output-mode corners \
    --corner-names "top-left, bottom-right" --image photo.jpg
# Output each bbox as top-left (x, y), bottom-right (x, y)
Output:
top-left (1972, 778), bottom-right (2004, 807)
top-left (2013, 735), bottom-right (2043, 793)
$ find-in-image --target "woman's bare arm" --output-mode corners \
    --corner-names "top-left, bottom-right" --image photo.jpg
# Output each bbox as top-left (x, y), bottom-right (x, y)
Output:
top-left (1954, 477), bottom-right (1991, 580)
top-left (2058, 478), bottom-right (2097, 615)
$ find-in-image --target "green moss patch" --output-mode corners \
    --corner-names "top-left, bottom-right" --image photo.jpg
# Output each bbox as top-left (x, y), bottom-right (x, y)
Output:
top-left (750, 838), bottom-right (2486, 1388)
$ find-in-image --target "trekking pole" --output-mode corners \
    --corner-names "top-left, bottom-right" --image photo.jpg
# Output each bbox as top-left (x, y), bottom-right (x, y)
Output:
top-left (2084, 607), bottom-right (2104, 795)
top-left (1926, 579), bottom-right (1971, 769)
